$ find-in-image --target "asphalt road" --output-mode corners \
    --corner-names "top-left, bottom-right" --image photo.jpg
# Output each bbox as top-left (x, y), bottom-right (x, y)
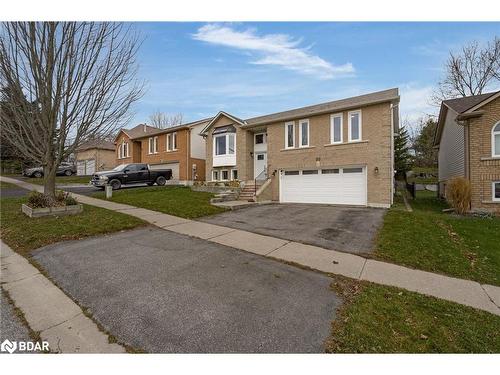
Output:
top-left (33, 227), bottom-right (342, 353)
top-left (200, 203), bottom-right (386, 254)
top-left (0, 291), bottom-right (32, 354)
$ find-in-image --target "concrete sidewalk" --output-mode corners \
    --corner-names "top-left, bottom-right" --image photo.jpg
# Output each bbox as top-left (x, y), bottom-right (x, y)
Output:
top-left (2, 175), bottom-right (499, 316)
top-left (0, 241), bottom-right (125, 353)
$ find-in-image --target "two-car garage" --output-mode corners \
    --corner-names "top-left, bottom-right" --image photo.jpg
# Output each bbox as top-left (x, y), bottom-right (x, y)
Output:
top-left (279, 166), bottom-right (367, 206)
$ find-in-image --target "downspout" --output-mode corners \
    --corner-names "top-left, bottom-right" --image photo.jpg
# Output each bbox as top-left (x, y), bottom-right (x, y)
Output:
top-left (390, 102), bottom-right (398, 206)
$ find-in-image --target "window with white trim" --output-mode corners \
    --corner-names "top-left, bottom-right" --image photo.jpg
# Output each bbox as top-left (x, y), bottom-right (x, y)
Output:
top-left (221, 170), bottom-right (229, 181)
top-left (492, 122), bottom-right (500, 157)
top-left (493, 181), bottom-right (500, 202)
top-left (348, 110), bottom-right (362, 142)
top-left (214, 133), bottom-right (235, 156)
top-left (231, 169), bottom-right (238, 180)
top-left (285, 121), bottom-right (295, 149)
top-left (148, 137), bottom-right (158, 154)
top-left (167, 132), bottom-right (177, 151)
top-left (212, 170), bottom-right (219, 181)
top-left (119, 141), bottom-right (129, 159)
top-left (330, 114), bottom-right (343, 144)
top-left (299, 119), bottom-right (309, 147)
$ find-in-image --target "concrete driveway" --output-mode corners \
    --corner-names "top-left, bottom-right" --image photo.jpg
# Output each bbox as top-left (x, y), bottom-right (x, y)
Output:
top-left (200, 203), bottom-right (386, 255)
top-left (32, 227), bottom-right (341, 353)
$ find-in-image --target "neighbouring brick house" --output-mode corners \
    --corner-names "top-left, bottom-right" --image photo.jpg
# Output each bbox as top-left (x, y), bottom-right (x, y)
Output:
top-left (200, 88), bottom-right (399, 207)
top-left (75, 139), bottom-right (116, 175)
top-left (434, 90), bottom-right (500, 213)
top-left (114, 119), bottom-right (210, 184)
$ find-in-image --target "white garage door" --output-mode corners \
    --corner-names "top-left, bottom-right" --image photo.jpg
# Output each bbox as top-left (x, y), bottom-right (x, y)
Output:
top-left (149, 162), bottom-right (179, 180)
top-left (85, 159), bottom-right (96, 175)
top-left (280, 167), bottom-right (367, 205)
top-left (77, 159), bottom-right (95, 176)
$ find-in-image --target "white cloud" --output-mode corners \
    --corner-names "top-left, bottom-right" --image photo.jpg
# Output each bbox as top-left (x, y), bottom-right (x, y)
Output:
top-left (399, 84), bottom-right (437, 125)
top-left (192, 24), bottom-right (354, 80)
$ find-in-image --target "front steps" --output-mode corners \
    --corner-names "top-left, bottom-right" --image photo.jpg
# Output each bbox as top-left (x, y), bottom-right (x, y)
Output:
top-left (238, 181), bottom-right (262, 202)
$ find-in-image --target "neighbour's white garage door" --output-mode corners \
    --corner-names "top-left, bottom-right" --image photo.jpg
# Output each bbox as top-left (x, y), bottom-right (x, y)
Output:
top-left (280, 167), bottom-right (367, 205)
top-left (149, 162), bottom-right (179, 180)
top-left (76, 159), bottom-right (96, 176)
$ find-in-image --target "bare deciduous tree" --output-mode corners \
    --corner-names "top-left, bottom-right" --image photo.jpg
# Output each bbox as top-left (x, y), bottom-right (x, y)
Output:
top-left (148, 110), bottom-right (183, 128)
top-left (0, 22), bottom-right (143, 198)
top-left (432, 36), bottom-right (500, 104)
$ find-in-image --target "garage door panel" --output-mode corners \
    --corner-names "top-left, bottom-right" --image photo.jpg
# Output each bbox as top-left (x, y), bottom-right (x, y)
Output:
top-left (150, 163), bottom-right (179, 180)
top-left (281, 168), bottom-right (366, 206)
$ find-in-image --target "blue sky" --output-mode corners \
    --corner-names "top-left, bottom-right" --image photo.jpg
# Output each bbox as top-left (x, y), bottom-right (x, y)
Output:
top-left (131, 22), bottom-right (499, 128)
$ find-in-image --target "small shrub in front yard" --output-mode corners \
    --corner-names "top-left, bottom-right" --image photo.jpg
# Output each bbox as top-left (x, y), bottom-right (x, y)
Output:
top-left (27, 190), bottom-right (78, 208)
top-left (446, 177), bottom-right (471, 215)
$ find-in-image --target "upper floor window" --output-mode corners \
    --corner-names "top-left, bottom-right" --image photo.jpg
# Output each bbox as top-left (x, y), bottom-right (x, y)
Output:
top-left (299, 119), bottom-right (309, 147)
top-left (348, 110), bottom-right (362, 142)
top-left (330, 113), bottom-right (343, 144)
top-left (493, 122), bottom-right (500, 157)
top-left (118, 141), bottom-right (129, 159)
top-left (148, 137), bottom-right (158, 154)
top-left (285, 121), bottom-right (295, 149)
top-left (167, 132), bottom-right (177, 151)
top-left (214, 133), bottom-right (235, 156)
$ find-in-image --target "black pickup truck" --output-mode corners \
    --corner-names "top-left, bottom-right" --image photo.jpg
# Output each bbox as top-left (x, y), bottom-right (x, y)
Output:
top-left (91, 163), bottom-right (172, 190)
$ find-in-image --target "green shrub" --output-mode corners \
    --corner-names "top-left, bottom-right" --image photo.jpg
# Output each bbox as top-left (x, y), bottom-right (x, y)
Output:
top-left (446, 177), bottom-right (471, 215)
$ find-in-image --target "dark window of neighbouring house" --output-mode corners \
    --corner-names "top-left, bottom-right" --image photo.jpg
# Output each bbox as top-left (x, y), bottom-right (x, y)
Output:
top-left (257, 154), bottom-right (264, 160)
top-left (494, 182), bottom-right (500, 200)
top-left (255, 134), bottom-right (264, 144)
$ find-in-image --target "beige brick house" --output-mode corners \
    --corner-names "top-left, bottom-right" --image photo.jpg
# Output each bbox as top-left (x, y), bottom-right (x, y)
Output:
top-left (434, 90), bottom-right (500, 213)
top-left (114, 119), bottom-right (210, 184)
top-left (201, 88), bottom-right (400, 207)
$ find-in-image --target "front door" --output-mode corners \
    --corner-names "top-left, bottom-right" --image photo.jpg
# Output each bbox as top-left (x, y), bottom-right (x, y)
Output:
top-left (254, 152), bottom-right (267, 179)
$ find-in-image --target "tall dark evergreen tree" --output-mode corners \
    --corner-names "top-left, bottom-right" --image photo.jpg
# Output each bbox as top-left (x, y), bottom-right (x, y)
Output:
top-left (394, 126), bottom-right (412, 180)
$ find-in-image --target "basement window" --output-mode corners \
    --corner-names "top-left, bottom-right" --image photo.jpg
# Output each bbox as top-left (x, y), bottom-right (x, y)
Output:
top-left (493, 182), bottom-right (500, 202)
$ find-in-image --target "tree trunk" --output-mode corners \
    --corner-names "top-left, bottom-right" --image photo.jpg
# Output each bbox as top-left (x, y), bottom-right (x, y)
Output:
top-left (43, 165), bottom-right (57, 199)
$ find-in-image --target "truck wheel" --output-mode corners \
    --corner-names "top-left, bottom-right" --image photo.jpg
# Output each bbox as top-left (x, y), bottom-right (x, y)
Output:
top-left (109, 179), bottom-right (121, 190)
top-left (64, 169), bottom-right (72, 176)
top-left (34, 171), bottom-right (43, 178)
top-left (156, 176), bottom-right (166, 186)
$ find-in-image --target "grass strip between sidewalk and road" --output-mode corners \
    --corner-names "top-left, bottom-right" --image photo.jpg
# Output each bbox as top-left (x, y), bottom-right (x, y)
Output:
top-left (327, 279), bottom-right (500, 353)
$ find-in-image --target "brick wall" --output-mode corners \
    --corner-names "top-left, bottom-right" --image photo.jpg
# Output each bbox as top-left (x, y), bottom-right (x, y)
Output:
top-left (467, 97), bottom-right (500, 213)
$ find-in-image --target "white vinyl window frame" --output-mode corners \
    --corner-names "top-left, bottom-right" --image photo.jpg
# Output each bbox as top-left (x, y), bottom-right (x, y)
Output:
top-left (348, 110), bottom-right (362, 142)
top-left (167, 132), bottom-right (178, 152)
top-left (213, 133), bottom-right (236, 157)
top-left (330, 113), bottom-right (343, 144)
top-left (212, 170), bottom-right (219, 181)
top-left (231, 169), bottom-right (238, 181)
top-left (298, 119), bottom-right (310, 148)
top-left (493, 181), bottom-right (500, 202)
top-left (492, 121), bottom-right (500, 157)
top-left (119, 140), bottom-right (129, 159)
top-left (220, 169), bottom-right (229, 181)
top-left (285, 121), bottom-right (295, 149)
top-left (148, 137), bottom-right (158, 154)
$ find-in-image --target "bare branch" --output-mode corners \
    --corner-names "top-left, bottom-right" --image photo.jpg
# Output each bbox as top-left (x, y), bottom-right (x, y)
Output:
top-left (0, 22), bottom-right (144, 197)
top-left (148, 110), bottom-right (183, 129)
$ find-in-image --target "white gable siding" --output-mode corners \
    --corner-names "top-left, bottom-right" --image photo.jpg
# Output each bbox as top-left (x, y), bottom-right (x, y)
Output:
top-left (438, 108), bottom-right (466, 182)
top-left (190, 123), bottom-right (206, 159)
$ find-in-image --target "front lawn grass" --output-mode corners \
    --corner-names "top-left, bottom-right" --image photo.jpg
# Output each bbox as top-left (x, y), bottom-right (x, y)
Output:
top-left (327, 281), bottom-right (500, 353)
top-left (93, 185), bottom-right (226, 219)
top-left (0, 196), bottom-right (146, 256)
top-left (0, 181), bottom-right (20, 189)
top-left (375, 191), bottom-right (500, 286)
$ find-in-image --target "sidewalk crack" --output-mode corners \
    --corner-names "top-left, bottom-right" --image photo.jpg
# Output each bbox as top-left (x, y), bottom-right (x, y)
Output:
top-left (358, 258), bottom-right (368, 280)
top-left (480, 284), bottom-right (500, 310)
top-left (266, 241), bottom-right (290, 256)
